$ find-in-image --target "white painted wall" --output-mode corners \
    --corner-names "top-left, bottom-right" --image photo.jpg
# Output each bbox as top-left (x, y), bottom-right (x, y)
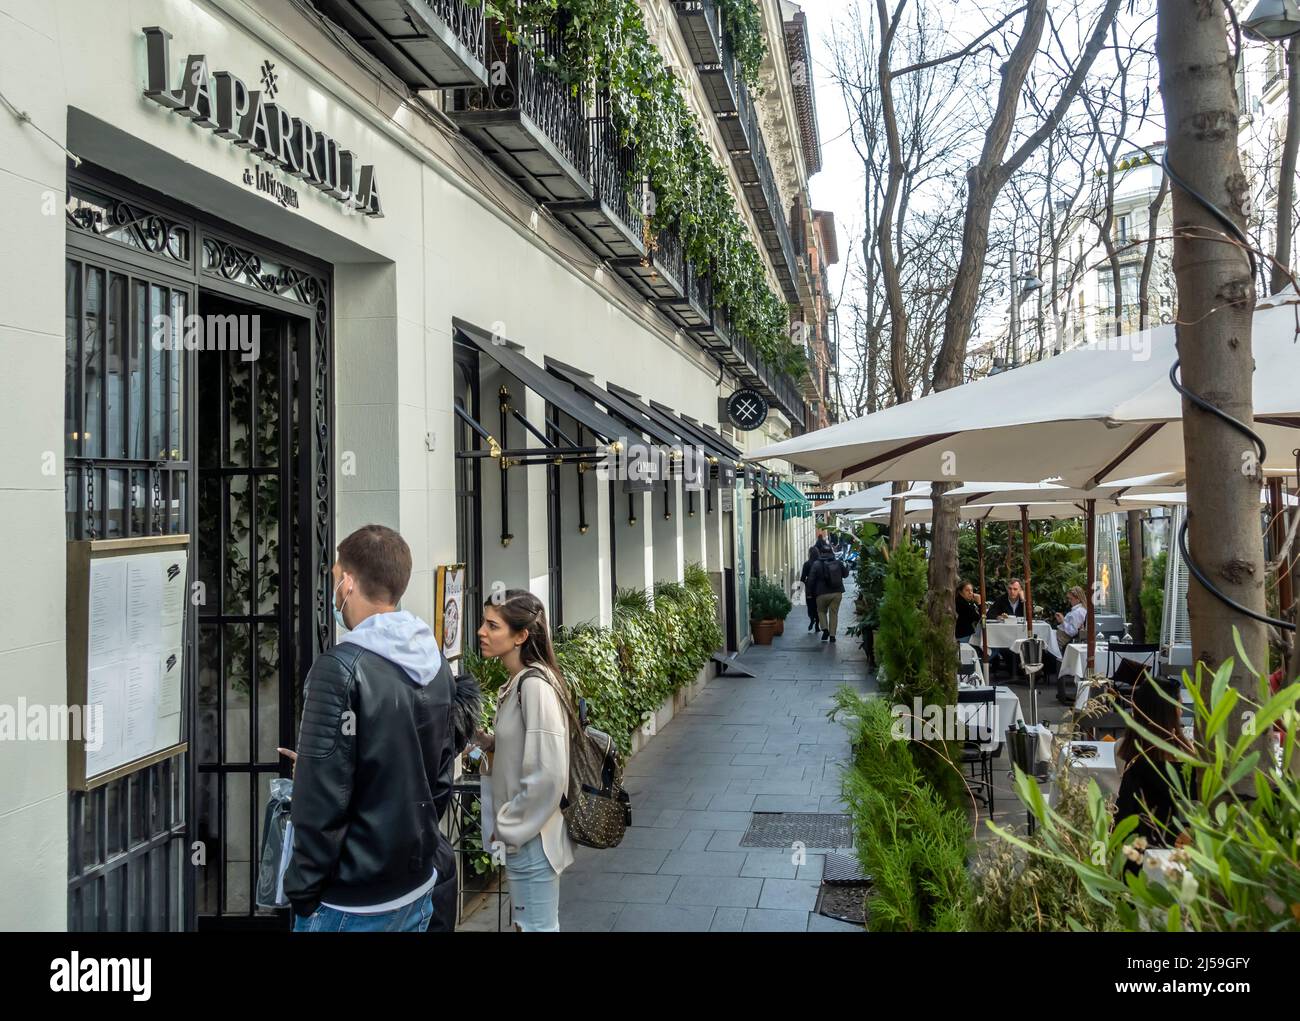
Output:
top-left (0, 0), bottom-right (815, 927)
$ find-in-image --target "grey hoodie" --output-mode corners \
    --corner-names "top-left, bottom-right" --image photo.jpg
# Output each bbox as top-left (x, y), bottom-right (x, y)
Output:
top-left (339, 610), bottom-right (442, 686)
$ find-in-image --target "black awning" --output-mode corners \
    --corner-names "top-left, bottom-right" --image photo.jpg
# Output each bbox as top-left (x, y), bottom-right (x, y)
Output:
top-left (686, 416), bottom-right (744, 461)
top-left (455, 321), bottom-right (631, 445)
top-left (608, 385), bottom-right (696, 449)
top-left (655, 405), bottom-right (742, 468)
top-left (546, 360), bottom-right (680, 450)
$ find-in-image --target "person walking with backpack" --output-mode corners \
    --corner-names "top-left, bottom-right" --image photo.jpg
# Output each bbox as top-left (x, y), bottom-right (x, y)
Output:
top-left (798, 544), bottom-right (821, 632)
top-left (810, 544), bottom-right (849, 643)
top-left (472, 590), bottom-right (574, 931)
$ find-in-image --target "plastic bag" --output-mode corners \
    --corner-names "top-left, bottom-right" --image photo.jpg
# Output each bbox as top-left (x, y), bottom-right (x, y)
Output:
top-left (256, 777), bottom-right (294, 909)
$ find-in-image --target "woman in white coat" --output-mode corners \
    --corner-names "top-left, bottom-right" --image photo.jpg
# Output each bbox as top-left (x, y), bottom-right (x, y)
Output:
top-left (473, 590), bottom-right (574, 931)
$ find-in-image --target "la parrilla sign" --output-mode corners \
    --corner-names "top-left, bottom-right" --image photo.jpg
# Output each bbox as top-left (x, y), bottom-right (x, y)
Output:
top-left (142, 26), bottom-right (384, 218)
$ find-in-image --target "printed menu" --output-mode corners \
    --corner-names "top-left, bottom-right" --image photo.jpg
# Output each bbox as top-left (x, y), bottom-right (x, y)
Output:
top-left (83, 548), bottom-right (188, 779)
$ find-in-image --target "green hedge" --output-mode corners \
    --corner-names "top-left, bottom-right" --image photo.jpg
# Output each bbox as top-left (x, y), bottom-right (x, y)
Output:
top-left (466, 564), bottom-right (723, 756)
top-left (830, 689), bottom-right (973, 931)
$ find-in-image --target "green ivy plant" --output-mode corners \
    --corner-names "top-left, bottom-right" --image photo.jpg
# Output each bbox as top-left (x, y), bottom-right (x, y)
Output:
top-left (478, 0), bottom-right (802, 377)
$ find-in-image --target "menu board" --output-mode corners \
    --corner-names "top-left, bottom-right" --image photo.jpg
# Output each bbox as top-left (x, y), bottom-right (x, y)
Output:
top-left (68, 537), bottom-right (189, 788)
top-left (435, 564), bottom-right (466, 664)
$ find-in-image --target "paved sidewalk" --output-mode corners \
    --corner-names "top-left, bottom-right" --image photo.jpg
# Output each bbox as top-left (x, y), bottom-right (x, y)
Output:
top-left (462, 596), bottom-right (871, 932)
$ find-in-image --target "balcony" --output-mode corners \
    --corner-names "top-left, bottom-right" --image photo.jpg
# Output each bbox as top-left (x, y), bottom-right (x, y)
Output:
top-left (314, 0), bottom-right (488, 87)
top-left (612, 222), bottom-right (686, 301)
top-left (550, 101), bottom-right (646, 261)
top-left (658, 251), bottom-right (713, 330)
top-left (673, 1), bottom-right (725, 65)
top-left (673, 5), bottom-right (802, 304)
top-left (445, 26), bottom-right (593, 203)
top-left (695, 305), bottom-right (806, 429)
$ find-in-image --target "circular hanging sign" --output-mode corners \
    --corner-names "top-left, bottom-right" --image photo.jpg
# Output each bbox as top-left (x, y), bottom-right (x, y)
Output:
top-left (726, 388), bottom-right (769, 431)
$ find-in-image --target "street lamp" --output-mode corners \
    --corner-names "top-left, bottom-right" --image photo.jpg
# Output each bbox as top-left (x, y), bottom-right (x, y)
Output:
top-left (1242, 0), bottom-right (1300, 40)
top-left (1008, 259), bottom-right (1043, 367)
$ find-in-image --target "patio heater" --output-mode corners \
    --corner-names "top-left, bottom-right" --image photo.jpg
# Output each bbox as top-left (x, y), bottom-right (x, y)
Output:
top-left (1018, 635), bottom-right (1046, 723)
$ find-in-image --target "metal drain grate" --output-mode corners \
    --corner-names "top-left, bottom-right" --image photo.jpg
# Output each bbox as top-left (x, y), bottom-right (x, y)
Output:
top-left (821, 850), bottom-right (868, 885)
top-left (739, 812), bottom-right (854, 849)
top-left (815, 882), bottom-right (868, 926)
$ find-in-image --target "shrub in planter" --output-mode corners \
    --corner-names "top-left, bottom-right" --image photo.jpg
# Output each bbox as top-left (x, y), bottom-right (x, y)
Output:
top-left (830, 688), bottom-right (973, 931)
top-left (874, 539), bottom-right (964, 810)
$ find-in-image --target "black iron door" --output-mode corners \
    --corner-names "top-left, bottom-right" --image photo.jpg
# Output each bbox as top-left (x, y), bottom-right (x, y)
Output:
top-left (63, 165), bottom-right (333, 931)
top-left (193, 297), bottom-right (307, 927)
top-left (63, 238), bottom-right (195, 932)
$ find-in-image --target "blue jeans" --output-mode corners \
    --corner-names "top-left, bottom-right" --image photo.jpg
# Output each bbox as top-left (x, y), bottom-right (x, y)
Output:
top-left (505, 836), bottom-right (560, 932)
top-left (293, 891), bottom-right (434, 932)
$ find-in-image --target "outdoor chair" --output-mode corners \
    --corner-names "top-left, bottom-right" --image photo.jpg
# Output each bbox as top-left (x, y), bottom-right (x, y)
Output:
top-left (1105, 643), bottom-right (1159, 683)
top-left (957, 687), bottom-right (996, 813)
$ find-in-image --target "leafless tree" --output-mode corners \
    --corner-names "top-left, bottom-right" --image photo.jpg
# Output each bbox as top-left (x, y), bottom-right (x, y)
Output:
top-left (923, 0), bottom-right (1124, 634)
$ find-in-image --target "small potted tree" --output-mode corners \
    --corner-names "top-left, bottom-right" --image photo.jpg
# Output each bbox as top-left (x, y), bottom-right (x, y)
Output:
top-left (749, 576), bottom-right (781, 645)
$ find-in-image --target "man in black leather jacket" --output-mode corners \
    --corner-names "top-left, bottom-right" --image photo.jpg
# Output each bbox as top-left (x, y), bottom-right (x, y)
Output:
top-left (284, 524), bottom-right (455, 932)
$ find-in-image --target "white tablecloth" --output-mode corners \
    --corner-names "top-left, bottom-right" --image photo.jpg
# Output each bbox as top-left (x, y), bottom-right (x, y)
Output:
top-left (977, 618), bottom-right (1053, 651)
top-left (958, 642), bottom-right (984, 684)
top-left (1049, 740), bottom-right (1120, 805)
top-left (956, 683), bottom-right (1025, 752)
top-left (1061, 642), bottom-right (1155, 682)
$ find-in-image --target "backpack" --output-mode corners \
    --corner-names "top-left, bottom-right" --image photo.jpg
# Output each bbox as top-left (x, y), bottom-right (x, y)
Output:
top-left (517, 667), bottom-right (631, 849)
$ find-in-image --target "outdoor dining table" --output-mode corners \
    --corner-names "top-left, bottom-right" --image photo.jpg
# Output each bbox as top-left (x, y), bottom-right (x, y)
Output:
top-left (1049, 740), bottom-right (1120, 806)
top-left (1060, 642), bottom-right (1155, 686)
top-left (956, 680), bottom-right (1025, 753)
top-left (977, 618), bottom-right (1053, 651)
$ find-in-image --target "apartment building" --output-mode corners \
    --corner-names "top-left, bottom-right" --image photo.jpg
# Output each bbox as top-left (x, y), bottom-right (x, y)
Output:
top-left (0, 0), bottom-right (825, 930)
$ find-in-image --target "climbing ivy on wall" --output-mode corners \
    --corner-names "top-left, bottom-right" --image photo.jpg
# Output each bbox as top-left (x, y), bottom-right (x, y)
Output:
top-left (480, 0), bottom-right (805, 378)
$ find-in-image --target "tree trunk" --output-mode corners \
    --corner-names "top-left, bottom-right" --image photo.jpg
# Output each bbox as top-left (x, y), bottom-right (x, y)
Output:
top-left (1271, 34), bottom-right (1300, 296)
top-left (1127, 508), bottom-right (1146, 643)
top-left (925, 0), bottom-right (1121, 634)
top-left (1158, 1), bottom-right (1268, 751)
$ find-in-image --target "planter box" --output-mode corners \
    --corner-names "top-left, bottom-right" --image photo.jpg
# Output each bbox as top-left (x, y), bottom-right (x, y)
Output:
top-left (628, 659), bottom-right (716, 757)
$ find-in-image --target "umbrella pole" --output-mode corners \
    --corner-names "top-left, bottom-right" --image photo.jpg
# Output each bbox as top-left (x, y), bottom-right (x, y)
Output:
top-left (977, 519), bottom-right (989, 667)
top-left (1086, 498), bottom-right (1097, 674)
top-left (1020, 505), bottom-right (1034, 634)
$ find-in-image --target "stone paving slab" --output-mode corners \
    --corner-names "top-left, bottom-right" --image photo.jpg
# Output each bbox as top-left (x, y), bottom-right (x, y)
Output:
top-left (461, 592), bottom-right (871, 933)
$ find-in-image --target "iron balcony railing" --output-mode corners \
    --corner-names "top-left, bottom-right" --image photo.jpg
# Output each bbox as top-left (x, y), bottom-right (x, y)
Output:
top-left (431, 0), bottom-right (486, 57)
top-left (452, 25), bottom-right (589, 184)
top-left (588, 97), bottom-right (645, 247)
top-left (751, 136), bottom-right (800, 297)
top-left (516, 32), bottom-right (588, 178)
top-left (654, 222), bottom-right (686, 291)
top-left (685, 256), bottom-right (713, 318)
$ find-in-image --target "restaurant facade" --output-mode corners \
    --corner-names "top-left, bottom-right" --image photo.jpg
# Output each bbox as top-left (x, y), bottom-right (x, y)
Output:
top-left (0, 0), bottom-right (827, 930)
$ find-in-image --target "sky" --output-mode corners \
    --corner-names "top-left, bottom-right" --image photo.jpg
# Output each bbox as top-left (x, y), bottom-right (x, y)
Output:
top-left (795, 0), bottom-right (1167, 354)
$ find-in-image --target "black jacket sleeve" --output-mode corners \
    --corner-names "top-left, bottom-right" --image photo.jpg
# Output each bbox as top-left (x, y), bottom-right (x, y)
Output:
top-left (429, 661), bottom-right (456, 823)
top-left (284, 647), bottom-right (360, 917)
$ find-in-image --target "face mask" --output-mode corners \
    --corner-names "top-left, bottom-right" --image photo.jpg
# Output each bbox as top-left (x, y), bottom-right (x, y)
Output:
top-left (333, 574), bottom-right (352, 631)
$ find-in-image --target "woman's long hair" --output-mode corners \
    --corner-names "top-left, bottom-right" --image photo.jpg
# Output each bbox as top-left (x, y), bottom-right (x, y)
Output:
top-left (1117, 675), bottom-right (1191, 764)
top-left (484, 589), bottom-right (570, 700)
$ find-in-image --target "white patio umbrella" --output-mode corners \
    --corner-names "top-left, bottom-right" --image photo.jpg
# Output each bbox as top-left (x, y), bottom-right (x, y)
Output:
top-left (864, 495), bottom-right (1170, 667)
top-left (813, 482), bottom-right (895, 512)
top-left (749, 297), bottom-right (1300, 487)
